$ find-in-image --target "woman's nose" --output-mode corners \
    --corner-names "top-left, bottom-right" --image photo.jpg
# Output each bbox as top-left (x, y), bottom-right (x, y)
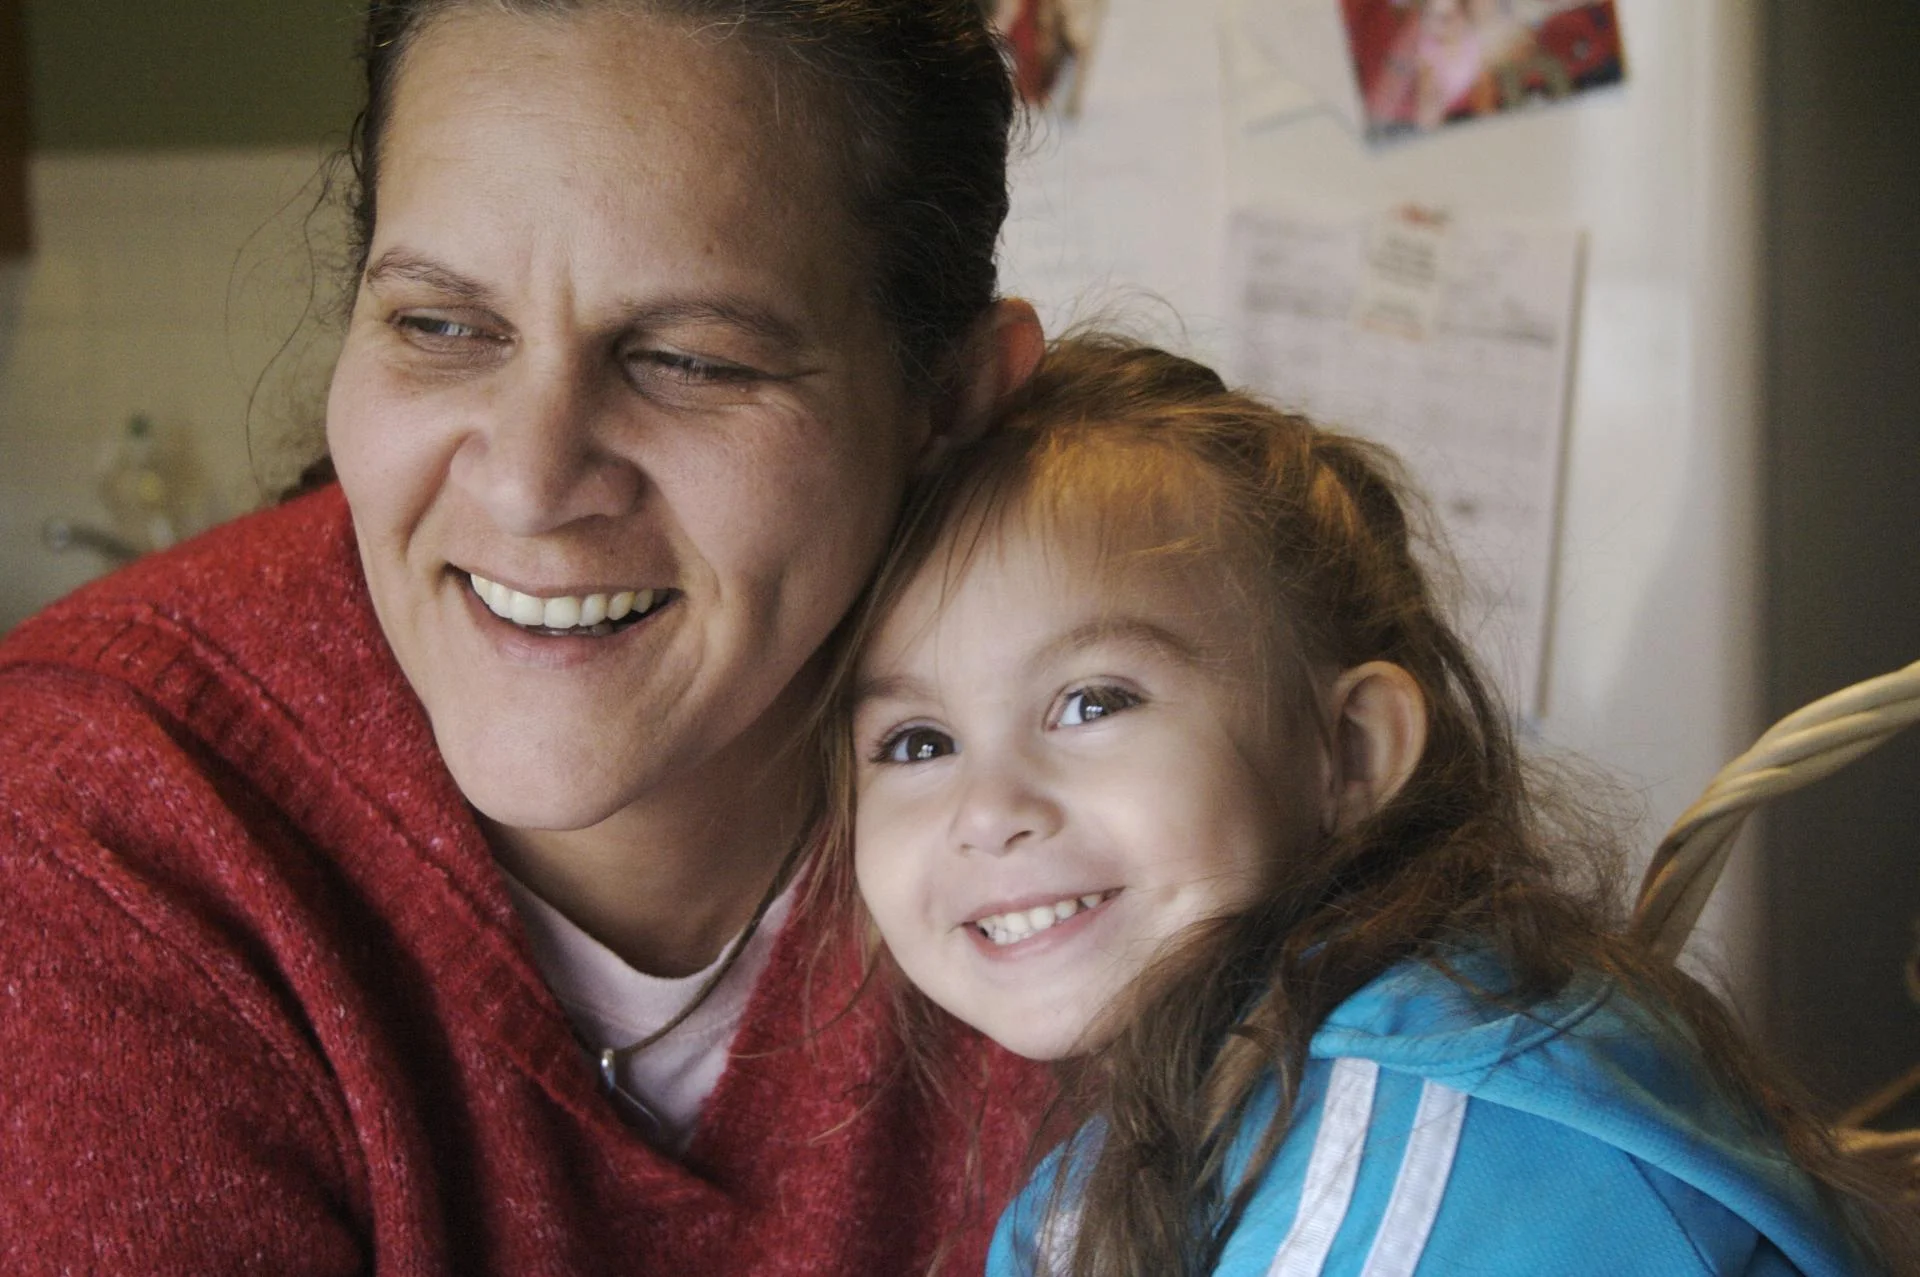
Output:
top-left (950, 756), bottom-right (1064, 856)
top-left (450, 356), bottom-right (642, 536)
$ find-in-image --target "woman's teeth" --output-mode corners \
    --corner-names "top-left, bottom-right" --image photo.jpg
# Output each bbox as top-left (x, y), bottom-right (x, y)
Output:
top-left (468, 573), bottom-right (658, 631)
top-left (975, 892), bottom-right (1113, 947)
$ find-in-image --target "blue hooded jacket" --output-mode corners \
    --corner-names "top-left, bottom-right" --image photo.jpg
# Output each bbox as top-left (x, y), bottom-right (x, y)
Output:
top-left (990, 959), bottom-right (1868, 1276)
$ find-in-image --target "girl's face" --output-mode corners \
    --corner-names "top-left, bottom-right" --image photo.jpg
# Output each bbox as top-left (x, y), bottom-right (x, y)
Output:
top-left (326, 9), bottom-right (926, 834)
top-left (851, 509), bottom-right (1331, 1060)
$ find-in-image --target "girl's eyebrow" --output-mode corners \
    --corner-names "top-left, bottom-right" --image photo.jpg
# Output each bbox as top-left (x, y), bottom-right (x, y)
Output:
top-left (849, 670), bottom-right (936, 710)
top-left (1033, 616), bottom-right (1202, 669)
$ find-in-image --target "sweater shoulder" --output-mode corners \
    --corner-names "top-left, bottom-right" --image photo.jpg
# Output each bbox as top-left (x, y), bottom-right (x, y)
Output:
top-left (0, 484), bottom-right (515, 1022)
top-left (5, 485), bottom-right (356, 651)
top-left (0, 485), bottom-right (456, 871)
top-left (0, 485), bottom-right (392, 750)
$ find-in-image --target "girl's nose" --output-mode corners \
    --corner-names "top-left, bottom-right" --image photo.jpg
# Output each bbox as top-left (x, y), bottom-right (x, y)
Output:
top-left (450, 356), bottom-right (642, 536)
top-left (950, 756), bottom-right (1064, 856)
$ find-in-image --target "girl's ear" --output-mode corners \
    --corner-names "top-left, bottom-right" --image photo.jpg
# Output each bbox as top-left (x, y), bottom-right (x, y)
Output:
top-left (1323, 661), bottom-right (1427, 832)
top-left (919, 298), bottom-right (1044, 472)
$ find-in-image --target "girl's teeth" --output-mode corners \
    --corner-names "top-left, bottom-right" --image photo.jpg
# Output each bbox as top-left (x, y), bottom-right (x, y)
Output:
top-left (975, 891), bottom-right (1114, 946)
top-left (469, 574), bottom-right (660, 632)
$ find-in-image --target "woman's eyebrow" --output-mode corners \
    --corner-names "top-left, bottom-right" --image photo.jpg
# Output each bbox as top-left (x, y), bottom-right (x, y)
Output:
top-left (611, 297), bottom-right (810, 355)
top-left (363, 250), bottom-right (809, 351)
top-left (363, 250), bottom-right (495, 304)
top-left (362, 253), bottom-right (814, 355)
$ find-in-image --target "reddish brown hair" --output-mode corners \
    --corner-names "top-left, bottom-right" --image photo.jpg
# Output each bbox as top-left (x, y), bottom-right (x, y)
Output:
top-left (816, 333), bottom-right (1919, 1275)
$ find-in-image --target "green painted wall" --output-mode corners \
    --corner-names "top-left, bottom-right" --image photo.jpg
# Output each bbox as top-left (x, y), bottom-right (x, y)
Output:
top-left (26, 1), bottom-right (360, 151)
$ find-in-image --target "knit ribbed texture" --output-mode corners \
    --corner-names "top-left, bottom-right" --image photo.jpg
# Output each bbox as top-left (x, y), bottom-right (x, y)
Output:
top-left (0, 485), bottom-right (1045, 1275)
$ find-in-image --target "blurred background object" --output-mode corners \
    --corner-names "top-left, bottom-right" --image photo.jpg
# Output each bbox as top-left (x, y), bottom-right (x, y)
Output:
top-left (1, 0), bottom-right (28, 257)
top-left (0, 0), bottom-right (354, 633)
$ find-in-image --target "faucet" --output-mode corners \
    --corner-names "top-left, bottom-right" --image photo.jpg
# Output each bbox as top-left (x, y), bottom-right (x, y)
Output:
top-left (42, 518), bottom-right (143, 566)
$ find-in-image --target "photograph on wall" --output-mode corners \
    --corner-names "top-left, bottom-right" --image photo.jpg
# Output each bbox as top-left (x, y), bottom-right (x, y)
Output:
top-left (1344, 0), bottom-right (1626, 140)
top-left (983, 0), bottom-right (1110, 114)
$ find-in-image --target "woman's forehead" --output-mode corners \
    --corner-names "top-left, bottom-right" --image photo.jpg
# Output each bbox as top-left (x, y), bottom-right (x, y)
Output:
top-left (371, 6), bottom-right (882, 347)
top-left (388, 7), bottom-right (837, 199)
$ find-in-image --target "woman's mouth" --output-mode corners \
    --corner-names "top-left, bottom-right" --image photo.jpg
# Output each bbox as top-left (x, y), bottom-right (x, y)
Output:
top-left (972, 890), bottom-right (1119, 947)
top-left (468, 572), bottom-right (674, 637)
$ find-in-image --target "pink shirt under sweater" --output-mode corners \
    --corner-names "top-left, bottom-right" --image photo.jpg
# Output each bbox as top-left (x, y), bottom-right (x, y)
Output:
top-left (502, 872), bottom-right (798, 1152)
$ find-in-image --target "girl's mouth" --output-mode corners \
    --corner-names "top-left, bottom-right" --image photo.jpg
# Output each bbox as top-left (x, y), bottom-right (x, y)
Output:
top-left (972, 889), bottom-right (1120, 947)
top-left (468, 572), bottom-right (675, 637)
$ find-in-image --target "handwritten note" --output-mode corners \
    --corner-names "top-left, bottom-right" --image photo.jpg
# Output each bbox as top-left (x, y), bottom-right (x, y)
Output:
top-left (1228, 202), bottom-right (1585, 715)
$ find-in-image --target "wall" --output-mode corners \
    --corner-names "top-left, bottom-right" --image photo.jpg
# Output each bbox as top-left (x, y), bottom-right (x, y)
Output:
top-left (0, 148), bottom-right (344, 633)
top-left (25, 0), bottom-right (357, 150)
top-left (1761, 0), bottom-right (1920, 1109)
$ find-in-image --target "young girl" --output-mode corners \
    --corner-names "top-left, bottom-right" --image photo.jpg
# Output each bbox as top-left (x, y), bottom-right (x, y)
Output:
top-left (824, 335), bottom-right (1916, 1275)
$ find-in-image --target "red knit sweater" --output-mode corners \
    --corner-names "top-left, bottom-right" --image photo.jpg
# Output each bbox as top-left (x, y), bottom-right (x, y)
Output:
top-left (0, 487), bottom-right (1045, 1275)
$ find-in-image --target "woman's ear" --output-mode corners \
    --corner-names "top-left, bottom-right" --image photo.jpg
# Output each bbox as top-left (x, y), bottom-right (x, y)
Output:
top-left (1323, 661), bottom-right (1427, 832)
top-left (919, 298), bottom-right (1044, 471)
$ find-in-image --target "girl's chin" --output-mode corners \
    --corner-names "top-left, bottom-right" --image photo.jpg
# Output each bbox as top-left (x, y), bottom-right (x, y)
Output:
top-left (967, 1009), bottom-right (1117, 1062)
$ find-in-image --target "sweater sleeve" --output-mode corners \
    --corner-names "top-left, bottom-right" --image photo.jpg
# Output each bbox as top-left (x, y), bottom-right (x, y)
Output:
top-left (0, 680), bottom-right (368, 1275)
top-left (0, 822), bottom-right (369, 1274)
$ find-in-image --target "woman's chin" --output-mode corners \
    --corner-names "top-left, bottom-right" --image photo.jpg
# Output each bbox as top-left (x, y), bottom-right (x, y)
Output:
top-left (445, 740), bottom-right (652, 838)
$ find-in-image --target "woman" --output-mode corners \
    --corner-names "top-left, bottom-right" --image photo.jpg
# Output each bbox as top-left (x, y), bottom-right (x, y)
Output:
top-left (0, 2), bottom-right (1044, 1273)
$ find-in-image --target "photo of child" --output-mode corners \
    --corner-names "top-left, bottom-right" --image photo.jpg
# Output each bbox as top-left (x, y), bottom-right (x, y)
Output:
top-left (1347, 0), bottom-right (1626, 140)
top-left (984, 0), bottom-right (1109, 112)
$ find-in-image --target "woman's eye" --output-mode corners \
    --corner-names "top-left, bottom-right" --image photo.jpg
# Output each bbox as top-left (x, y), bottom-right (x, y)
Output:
top-left (874, 727), bottom-right (957, 765)
top-left (1057, 685), bottom-right (1140, 728)
top-left (623, 348), bottom-right (758, 390)
top-left (395, 314), bottom-right (496, 344)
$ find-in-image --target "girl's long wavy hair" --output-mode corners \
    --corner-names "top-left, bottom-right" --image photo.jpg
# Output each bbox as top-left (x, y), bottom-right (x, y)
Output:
top-left (815, 333), bottom-right (1920, 1275)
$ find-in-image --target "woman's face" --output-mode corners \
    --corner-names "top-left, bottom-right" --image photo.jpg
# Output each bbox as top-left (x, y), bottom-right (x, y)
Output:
top-left (327, 8), bottom-right (928, 832)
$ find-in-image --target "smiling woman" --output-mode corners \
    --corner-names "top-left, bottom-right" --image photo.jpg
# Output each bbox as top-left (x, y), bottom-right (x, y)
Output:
top-left (327, 8), bottom-right (940, 942)
top-left (0, 3), bottom-right (1047, 1274)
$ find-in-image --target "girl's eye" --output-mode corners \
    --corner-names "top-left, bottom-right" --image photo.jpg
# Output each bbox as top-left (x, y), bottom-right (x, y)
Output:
top-left (1057, 685), bottom-right (1140, 728)
top-left (874, 726), bottom-right (957, 765)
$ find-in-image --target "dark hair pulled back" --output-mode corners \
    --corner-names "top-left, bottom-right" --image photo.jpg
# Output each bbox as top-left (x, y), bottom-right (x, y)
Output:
top-left (347, 0), bottom-right (1015, 389)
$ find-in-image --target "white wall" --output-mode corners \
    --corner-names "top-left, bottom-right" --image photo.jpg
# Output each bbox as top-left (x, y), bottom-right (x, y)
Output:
top-left (0, 147), bottom-right (343, 634)
top-left (1001, 0), bottom-right (1766, 1002)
